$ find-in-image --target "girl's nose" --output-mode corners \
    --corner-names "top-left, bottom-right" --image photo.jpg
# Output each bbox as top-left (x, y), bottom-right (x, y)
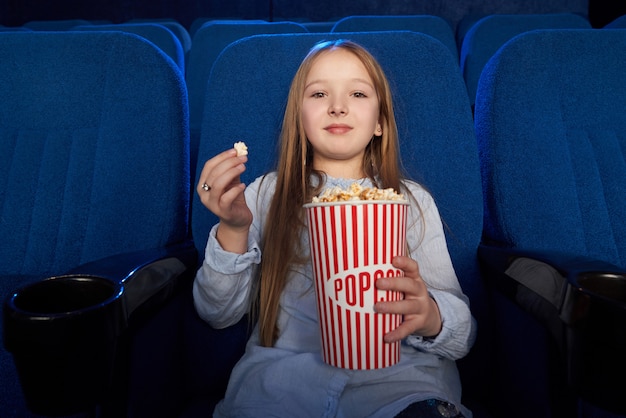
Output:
top-left (328, 101), bottom-right (347, 116)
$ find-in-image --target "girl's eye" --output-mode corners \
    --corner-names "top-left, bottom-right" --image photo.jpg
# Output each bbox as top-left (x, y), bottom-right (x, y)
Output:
top-left (311, 91), bottom-right (326, 98)
top-left (352, 91), bottom-right (367, 98)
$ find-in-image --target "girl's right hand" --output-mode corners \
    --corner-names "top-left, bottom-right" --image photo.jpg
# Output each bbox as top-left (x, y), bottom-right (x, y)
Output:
top-left (197, 149), bottom-right (252, 249)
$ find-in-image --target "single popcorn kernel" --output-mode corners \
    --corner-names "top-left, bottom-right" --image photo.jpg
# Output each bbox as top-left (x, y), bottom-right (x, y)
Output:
top-left (234, 141), bottom-right (248, 156)
top-left (311, 182), bottom-right (405, 203)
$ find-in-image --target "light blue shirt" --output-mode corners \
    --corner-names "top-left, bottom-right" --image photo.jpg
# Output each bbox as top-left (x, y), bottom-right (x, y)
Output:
top-left (193, 173), bottom-right (476, 418)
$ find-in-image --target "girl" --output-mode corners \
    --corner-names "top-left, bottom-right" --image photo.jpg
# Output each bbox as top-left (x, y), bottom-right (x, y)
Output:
top-left (194, 39), bottom-right (476, 418)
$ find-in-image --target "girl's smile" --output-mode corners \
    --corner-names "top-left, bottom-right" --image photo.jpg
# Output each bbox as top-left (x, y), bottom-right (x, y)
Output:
top-left (324, 123), bottom-right (353, 135)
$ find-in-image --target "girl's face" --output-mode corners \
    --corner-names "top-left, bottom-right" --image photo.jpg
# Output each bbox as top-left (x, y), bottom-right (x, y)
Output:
top-left (302, 48), bottom-right (382, 178)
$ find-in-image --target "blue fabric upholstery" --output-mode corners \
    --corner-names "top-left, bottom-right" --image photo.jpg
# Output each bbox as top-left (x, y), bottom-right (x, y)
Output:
top-left (455, 12), bottom-right (486, 51)
top-left (476, 28), bottom-right (626, 266)
top-left (302, 21), bottom-right (336, 33)
top-left (475, 28), bottom-right (626, 416)
top-left (74, 23), bottom-right (185, 71)
top-left (159, 21), bottom-right (192, 55)
top-left (185, 20), bottom-right (309, 169)
top-left (461, 13), bottom-right (591, 108)
top-left (604, 14), bottom-right (626, 28)
top-left (192, 31), bottom-right (492, 416)
top-left (128, 18), bottom-right (192, 55)
top-left (0, 31), bottom-right (189, 277)
top-left (0, 31), bottom-right (190, 417)
top-left (331, 15), bottom-right (459, 61)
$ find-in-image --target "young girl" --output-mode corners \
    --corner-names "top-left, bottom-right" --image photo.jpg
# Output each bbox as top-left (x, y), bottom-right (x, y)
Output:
top-left (194, 39), bottom-right (476, 418)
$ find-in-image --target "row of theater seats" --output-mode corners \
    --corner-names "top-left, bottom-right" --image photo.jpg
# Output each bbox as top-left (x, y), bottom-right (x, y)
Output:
top-left (5, 13), bottom-right (622, 141)
top-left (1, 23), bottom-right (626, 418)
top-left (7, 12), bottom-right (626, 156)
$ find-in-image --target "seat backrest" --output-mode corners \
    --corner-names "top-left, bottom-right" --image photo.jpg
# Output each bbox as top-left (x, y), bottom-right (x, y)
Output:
top-left (192, 31), bottom-right (489, 409)
top-left (128, 18), bottom-right (192, 55)
top-left (604, 14), bottom-right (626, 28)
top-left (461, 13), bottom-right (591, 108)
top-left (303, 21), bottom-right (336, 33)
top-left (455, 12), bottom-right (485, 51)
top-left (188, 18), bottom-right (269, 38)
top-left (0, 26), bottom-right (31, 31)
top-left (331, 15), bottom-right (459, 61)
top-left (74, 23), bottom-right (185, 71)
top-left (23, 19), bottom-right (92, 30)
top-left (475, 28), bottom-right (626, 268)
top-left (0, 31), bottom-right (190, 277)
top-left (185, 20), bottom-right (309, 157)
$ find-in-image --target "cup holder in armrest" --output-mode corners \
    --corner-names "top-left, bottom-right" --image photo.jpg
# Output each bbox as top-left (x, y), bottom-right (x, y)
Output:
top-left (3, 275), bottom-right (126, 416)
top-left (10, 275), bottom-right (123, 314)
top-left (576, 272), bottom-right (626, 303)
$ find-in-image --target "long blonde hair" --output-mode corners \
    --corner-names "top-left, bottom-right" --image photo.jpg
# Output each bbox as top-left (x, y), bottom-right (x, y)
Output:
top-left (258, 40), bottom-right (406, 346)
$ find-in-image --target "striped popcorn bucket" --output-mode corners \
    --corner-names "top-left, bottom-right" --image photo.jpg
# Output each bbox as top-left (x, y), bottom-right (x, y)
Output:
top-left (304, 200), bottom-right (408, 370)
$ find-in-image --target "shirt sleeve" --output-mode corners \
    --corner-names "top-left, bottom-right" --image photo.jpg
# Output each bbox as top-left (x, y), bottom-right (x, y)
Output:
top-left (402, 181), bottom-right (477, 360)
top-left (192, 175), bottom-right (273, 328)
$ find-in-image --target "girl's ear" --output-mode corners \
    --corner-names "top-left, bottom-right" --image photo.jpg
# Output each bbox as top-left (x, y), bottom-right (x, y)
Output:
top-left (374, 122), bottom-right (382, 136)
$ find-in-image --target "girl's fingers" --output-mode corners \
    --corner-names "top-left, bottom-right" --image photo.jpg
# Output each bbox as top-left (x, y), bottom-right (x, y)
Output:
top-left (197, 149), bottom-right (236, 187)
top-left (373, 255), bottom-right (442, 340)
top-left (197, 152), bottom-right (247, 197)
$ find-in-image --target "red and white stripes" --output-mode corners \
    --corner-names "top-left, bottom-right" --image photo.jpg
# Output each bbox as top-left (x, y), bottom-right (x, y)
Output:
top-left (305, 201), bottom-right (408, 369)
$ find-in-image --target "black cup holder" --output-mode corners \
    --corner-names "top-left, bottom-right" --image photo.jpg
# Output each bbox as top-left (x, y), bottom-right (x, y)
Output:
top-left (563, 272), bottom-right (626, 414)
top-left (11, 275), bottom-right (120, 315)
top-left (3, 275), bottom-right (126, 416)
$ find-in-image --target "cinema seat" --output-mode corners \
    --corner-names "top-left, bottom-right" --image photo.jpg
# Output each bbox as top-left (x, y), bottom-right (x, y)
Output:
top-left (460, 13), bottom-right (591, 109)
top-left (475, 28), bottom-right (626, 417)
top-left (23, 19), bottom-right (92, 30)
top-left (331, 15), bottom-right (459, 61)
top-left (74, 22), bottom-right (185, 71)
top-left (0, 31), bottom-right (195, 417)
top-left (185, 20), bottom-right (309, 174)
top-left (128, 18), bottom-right (192, 55)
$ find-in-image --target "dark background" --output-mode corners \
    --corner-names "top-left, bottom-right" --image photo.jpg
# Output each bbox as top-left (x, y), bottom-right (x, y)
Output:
top-left (0, 0), bottom-right (624, 30)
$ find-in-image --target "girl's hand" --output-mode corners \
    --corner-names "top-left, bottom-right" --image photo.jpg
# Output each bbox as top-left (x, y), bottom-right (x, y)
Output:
top-left (374, 256), bottom-right (442, 343)
top-left (197, 149), bottom-right (252, 252)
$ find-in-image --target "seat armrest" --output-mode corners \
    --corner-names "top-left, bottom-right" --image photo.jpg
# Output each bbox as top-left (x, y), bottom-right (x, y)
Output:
top-left (65, 241), bottom-right (198, 323)
top-left (478, 243), bottom-right (626, 412)
top-left (478, 244), bottom-right (625, 311)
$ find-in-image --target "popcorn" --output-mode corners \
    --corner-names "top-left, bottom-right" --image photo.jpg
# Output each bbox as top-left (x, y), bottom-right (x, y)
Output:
top-left (234, 141), bottom-right (248, 156)
top-left (312, 182), bottom-right (405, 203)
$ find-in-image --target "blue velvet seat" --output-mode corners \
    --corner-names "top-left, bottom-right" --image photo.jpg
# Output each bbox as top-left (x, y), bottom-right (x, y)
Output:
top-left (0, 31), bottom-right (194, 417)
top-left (455, 12), bottom-right (486, 51)
top-left (460, 13), bottom-right (591, 109)
top-left (74, 23), bottom-right (185, 71)
top-left (185, 20), bottom-right (309, 177)
top-left (475, 28), bottom-right (626, 418)
top-left (302, 20), bottom-right (336, 32)
top-left (188, 18), bottom-right (268, 38)
top-left (331, 15), bottom-right (459, 61)
top-left (189, 31), bottom-right (494, 417)
top-left (604, 14), bottom-right (626, 28)
top-left (128, 18), bottom-right (192, 56)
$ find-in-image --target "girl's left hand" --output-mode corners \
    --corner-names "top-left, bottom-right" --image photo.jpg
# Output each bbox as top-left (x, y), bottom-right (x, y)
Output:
top-left (374, 256), bottom-right (442, 343)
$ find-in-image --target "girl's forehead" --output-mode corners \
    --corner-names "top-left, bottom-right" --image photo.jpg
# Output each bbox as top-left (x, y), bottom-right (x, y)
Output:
top-left (307, 49), bottom-right (372, 81)
top-left (311, 48), bottom-right (359, 67)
